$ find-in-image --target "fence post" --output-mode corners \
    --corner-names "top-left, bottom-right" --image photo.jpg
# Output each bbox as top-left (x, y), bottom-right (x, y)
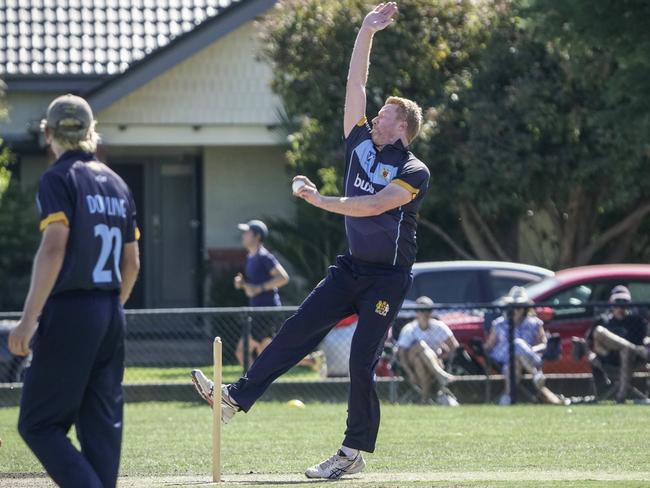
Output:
top-left (507, 307), bottom-right (517, 405)
top-left (242, 312), bottom-right (252, 374)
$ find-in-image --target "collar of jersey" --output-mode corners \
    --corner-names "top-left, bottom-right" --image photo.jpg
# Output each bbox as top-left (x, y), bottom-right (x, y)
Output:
top-left (376, 139), bottom-right (408, 158)
top-left (54, 150), bottom-right (95, 166)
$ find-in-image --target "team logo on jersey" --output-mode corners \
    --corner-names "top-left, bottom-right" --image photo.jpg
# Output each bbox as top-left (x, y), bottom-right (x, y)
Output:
top-left (375, 300), bottom-right (390, 317)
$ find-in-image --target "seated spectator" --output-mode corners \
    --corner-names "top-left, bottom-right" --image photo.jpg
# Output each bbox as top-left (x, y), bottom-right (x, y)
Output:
top-left (396, 296), bottom-right (459, 404)
top-left (485, 286), bottom-right (548, 405)
top-left (578, 285), bottom-right (650, 403)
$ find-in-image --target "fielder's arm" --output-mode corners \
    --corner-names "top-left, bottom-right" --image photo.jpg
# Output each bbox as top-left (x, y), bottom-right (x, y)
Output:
top-left (344, 2), bottom-right (398, 137)
top-left (8, 222), bottom-right (69, 356)
top-left (120, 241), bottom-right (140, 305)
top-left (245, 264), bottom-right (290, 298)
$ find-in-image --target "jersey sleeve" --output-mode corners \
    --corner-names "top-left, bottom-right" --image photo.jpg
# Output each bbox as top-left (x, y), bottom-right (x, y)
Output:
top-left (391, 160), bottom-right (430, 201)
top-left (437, 321), bottom-right (454, 341)
top-left (124, 193), bottom-right (139, 243)
top-left (344, 116), bottom-right (372, 150)
top-left (36, 171), bottom-right (74, 231)
top-left (261, 252), bottom-right (280, 274)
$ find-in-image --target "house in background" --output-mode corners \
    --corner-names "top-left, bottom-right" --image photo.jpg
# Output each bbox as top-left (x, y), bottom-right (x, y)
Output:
top-left (0, 0), bottom-right (293, 308)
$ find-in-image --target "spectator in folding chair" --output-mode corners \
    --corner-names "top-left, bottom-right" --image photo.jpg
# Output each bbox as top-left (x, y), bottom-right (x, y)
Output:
top-left (484, 286), bottom-right (554, 405)
top-left (396, 296), bottom-right (459, 405)
top-left (574, 285), bottom-right (650, 403)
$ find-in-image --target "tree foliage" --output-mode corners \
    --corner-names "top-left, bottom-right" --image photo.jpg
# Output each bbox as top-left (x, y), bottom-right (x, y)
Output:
top-left (0, 81), bottom-right (39, 311)
top-left (427, 12), bottom-right (650, 268)
top-left (529, 0), bottom-right (650, 136)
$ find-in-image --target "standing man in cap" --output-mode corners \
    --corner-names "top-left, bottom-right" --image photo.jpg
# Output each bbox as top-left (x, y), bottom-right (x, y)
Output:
top-left (8, 94), bottom-right (140, 487)
top-left (583, 285), bottom-right (649, 402)
top-left (232, 219), bottom-right (290, 365)
top-left (191, 3), bottom-right (430, 479)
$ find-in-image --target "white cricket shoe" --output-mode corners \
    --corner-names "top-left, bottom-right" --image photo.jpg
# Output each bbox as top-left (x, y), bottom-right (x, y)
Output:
top-left (190, 369), bottom-right (240, 424)
top-left (304, 450), bottom-right (366, 479)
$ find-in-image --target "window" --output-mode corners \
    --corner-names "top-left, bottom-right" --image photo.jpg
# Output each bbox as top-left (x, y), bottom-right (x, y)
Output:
top-left (489, 270), bottom-right (547, 301)
top-left (546, 283), bottom-right (593, 317)
top-left (408, 270), bottom-right (482, 303)
top-left (627, 281), bottom-right (650, 302)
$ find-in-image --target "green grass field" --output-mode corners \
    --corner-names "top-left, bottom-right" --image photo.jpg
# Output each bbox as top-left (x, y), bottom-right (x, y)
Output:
top-left (123, 364), bottom-right (319, 383)
top-left (1, 402), bottom-right (649, 487)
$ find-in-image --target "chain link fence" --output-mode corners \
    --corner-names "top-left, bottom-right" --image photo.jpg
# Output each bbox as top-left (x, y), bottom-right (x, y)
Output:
top-left (1, 303), bottom-right (649, 407)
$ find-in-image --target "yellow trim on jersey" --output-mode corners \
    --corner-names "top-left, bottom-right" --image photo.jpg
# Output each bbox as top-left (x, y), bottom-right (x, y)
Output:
top-left (135, 227), bottom-right (141, 241)
top-left (356, 116), bottom-right (367, 127)
top-left (39, 211), bottom-right (69, 232)
top-left (391, 179), bottom-right (419, 199)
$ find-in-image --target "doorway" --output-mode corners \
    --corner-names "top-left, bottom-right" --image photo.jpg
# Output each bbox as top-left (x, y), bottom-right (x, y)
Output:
top-left (113, 157), bottom-right (202, 308)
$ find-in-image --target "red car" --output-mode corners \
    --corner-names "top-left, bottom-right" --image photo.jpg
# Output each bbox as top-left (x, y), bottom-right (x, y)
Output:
top-left (448, 264), bottom-right (650, 374)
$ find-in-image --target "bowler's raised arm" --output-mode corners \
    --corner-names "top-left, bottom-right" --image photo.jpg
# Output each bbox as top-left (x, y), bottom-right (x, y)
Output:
top-left (343, 2), bottom-right (398, 138)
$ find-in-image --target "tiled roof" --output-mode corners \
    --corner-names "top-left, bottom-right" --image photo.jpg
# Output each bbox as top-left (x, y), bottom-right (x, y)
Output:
top-left (0, 0), bottom-right (241, 77)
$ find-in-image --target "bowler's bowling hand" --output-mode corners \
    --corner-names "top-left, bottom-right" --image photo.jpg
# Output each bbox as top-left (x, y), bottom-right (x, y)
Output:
top-left (293, 176), bottom-right (321, 207)
top-left (8, 319), bottom-right (37, 357)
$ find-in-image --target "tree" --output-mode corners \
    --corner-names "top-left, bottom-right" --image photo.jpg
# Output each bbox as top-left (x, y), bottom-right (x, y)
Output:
top-left (0, 80), bottom-right (39, 311)
top-left (529, 0), bottom-right (650, 137)
top-left (424, 7), bottom-right (650, 268)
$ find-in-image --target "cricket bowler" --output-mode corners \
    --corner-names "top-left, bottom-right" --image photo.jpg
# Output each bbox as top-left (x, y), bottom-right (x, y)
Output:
top-left (8, 94), bottom-right (140, 487)
top-left (192, 2), bottom-right (429, 479)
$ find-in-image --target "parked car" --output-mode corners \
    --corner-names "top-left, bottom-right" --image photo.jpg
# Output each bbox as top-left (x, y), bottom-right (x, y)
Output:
top-left (449, 264), bottom-right (650, 374)
top-left (399, 261), bottom-right (553, 321)
top-left (380, 261), bottom-right (552, 377)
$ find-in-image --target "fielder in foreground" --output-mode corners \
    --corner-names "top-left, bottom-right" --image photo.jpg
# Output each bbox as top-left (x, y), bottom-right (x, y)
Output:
top-left (8, 94), bottom-right (140, 487)
top-left (192, 2), bottom-right (429, 479)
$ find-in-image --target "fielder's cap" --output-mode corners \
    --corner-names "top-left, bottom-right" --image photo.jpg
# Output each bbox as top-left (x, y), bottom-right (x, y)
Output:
top-left (237, 219), bottom-right (268, 239)
top-left (44, 94), bottom-right (93, 134)
top-left (609, 285), bottom-right (632, 304)
top-left (502, 286), bottom-right (534, 306)
top-left (415, 296), bottom-right (435, 309)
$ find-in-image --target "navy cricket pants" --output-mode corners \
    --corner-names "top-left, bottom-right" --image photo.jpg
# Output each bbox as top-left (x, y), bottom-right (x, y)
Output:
top-left (229, 254), bottom-right (412, 453)
top-left (18, 290), bottom-right (125, 488)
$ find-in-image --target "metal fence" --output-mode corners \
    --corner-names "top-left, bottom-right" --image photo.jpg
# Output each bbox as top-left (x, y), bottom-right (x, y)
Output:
top-left (1, 303), bottom-right (649, 407)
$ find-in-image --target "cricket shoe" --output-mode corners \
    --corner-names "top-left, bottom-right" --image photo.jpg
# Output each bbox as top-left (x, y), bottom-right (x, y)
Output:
top-left (190, 369), bottom-right (240, 424)
top-left (304, 450), bottom-right (365, 479)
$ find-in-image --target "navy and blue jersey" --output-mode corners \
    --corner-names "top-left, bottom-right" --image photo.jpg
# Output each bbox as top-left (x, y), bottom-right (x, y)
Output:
top-left (344, 117), bottom-right (430, 268)
top-left (36, 150), bottom-right (138, 295)
top-left (245, 246), bottom-right (281, 307)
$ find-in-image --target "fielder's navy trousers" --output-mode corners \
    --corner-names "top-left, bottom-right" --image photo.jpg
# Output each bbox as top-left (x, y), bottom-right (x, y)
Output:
top-left (18, 290), bottom-right (125, 488)
top-left (229, 254), bottom-right (412, 453)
